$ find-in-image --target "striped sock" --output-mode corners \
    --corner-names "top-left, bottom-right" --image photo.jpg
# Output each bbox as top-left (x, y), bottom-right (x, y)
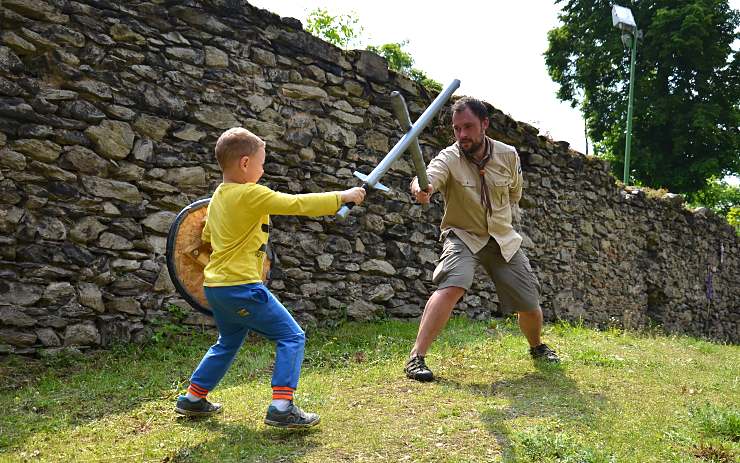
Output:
top-left (185, 383), bottom-right (209, 402)
top-left (272, 386), bottom-right (294, 400)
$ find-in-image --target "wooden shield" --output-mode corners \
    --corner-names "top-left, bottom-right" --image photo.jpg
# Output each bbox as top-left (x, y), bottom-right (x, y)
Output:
top-left (165, 198), bottom-right (273, 316)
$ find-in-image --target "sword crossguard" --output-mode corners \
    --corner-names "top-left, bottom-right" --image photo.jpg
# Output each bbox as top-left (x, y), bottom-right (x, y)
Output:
top-left (353, 171), bottom-right (389, 192)
top-left (336, 171), bottom-right (391, 219)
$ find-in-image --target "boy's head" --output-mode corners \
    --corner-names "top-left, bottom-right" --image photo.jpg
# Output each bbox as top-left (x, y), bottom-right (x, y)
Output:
top-left (215, 127), bottom-right (266, 183)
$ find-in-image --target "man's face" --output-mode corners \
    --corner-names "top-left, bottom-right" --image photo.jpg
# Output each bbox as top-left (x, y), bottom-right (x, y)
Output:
top-left (452, 107), bottom-right (489, 155)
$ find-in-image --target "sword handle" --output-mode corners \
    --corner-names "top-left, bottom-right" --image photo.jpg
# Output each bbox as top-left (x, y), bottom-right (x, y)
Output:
top-left (336, 184), bottom-right (367, 219)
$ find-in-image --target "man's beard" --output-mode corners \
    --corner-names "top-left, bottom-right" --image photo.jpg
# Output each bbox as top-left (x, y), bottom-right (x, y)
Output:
top-left (460, 136), bottom-right (484, 156)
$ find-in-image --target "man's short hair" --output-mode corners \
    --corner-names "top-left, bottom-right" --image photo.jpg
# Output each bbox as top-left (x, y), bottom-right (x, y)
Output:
top-left (452, 96), bottom-right (489, 121)
top-left (214, 127), bottom-right (265, 168)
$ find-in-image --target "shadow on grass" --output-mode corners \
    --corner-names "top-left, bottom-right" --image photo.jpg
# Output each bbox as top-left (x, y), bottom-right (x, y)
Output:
top-left (0, 333), bottom-right (265, 454)
top-left (167, 418), bottom-right (321, 462)
top-left (0, 320), bottom-right (426, 456)
top-left (0, 317), bottom-right (502, 460)
top-left (438, 363), bottom-right (609, 459)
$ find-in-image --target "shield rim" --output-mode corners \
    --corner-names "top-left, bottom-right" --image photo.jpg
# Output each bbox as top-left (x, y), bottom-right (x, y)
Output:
top-left (165, 197), bottom-right (213, 317)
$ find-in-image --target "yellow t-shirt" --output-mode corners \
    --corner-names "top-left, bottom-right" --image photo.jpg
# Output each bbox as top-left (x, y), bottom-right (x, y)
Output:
top-left (202, 182), bottom-right (342, 287)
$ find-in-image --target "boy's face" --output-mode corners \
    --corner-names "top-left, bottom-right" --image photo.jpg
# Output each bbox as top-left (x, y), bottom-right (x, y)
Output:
top-left (240, 145), bottom-right (265, 183)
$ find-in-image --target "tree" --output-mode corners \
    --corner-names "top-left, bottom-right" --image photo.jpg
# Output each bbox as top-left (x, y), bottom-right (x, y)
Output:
top-left (727, 206), bottom-right (740, 234)
top-left (304, 8), bottom-right (363, 50)
top-left (366, 42), bottom-right (443, 92)
top-left (367, 42), bottom-right (414, 74)
top-left (305, 9), bottom-right (442, 91)
top-left (545, 0), bottom-right (739, 195)
top-left (408, 69), bottom-right (443, 93)
top-left (689, 176), bottom-right (740, 215)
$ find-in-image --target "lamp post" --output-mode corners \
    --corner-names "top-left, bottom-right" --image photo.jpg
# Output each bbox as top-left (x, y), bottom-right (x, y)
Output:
top-left (612, 5), bottom-right (641, 185)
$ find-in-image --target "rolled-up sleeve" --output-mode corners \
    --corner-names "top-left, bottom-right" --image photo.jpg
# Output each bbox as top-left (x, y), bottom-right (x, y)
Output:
top-left (509, 150), bottom-right (523, 205)
top-left (427, 153), bottom-right (451, 192)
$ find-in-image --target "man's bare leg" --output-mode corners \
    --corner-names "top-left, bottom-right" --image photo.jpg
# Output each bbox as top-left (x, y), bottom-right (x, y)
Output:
top-left (410, 286), bottom-right (466, 357)
top-left (518, 307), bottom-right (560, 362)
top-left (517, 307), bottom-right (543, 348)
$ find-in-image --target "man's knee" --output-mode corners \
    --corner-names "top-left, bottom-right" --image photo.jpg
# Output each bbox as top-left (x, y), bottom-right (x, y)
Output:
top-left (515, 306), bottom-right (542, 315)
top-left (437, 286), bottom-right (466, 299)
top-left (516, 307), bottom-right (542, 316)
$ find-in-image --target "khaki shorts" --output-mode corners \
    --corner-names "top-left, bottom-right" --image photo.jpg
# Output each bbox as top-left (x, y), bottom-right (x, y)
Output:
top-left (432, 234), bottom-right (541, 313)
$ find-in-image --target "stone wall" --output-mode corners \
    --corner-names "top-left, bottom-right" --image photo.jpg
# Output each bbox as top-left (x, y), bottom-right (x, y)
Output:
top-left (0, 0), bottom-right (737, 355)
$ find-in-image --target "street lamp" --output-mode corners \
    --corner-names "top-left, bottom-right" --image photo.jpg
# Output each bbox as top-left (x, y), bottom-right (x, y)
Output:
top-left (612, 5), bottom-right (641, 185)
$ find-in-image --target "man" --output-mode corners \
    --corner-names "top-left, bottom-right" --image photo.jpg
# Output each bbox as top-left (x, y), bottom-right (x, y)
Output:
top-left (405, 97), bottom-right (559, 382)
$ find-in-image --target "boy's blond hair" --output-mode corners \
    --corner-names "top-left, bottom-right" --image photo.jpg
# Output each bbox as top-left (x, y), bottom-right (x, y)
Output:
top-left (214, 127), bottom-right (265, 169)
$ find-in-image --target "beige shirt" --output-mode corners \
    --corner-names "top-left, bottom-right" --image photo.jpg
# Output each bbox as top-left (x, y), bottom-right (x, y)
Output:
top-left (426, 136), bottom-right (523, 261)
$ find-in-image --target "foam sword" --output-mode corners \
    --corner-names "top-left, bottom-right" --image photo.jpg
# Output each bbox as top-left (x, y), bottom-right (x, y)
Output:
top-left (336, 78), bottom-right (461, 218)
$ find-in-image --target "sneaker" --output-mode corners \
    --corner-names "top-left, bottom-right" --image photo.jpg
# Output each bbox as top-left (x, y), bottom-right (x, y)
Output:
top-left (174, 395), bottom-right (223, 417)
top-left (404, 354), bottom-right (434, 382)
top-left (264, 403), bottom-right (320, 428)
top-left (530, 343), bottom-right (560, 363)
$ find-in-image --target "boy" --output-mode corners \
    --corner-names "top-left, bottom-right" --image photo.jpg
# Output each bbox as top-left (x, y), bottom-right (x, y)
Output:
top-left (175, 127), bottom-right (366, 428)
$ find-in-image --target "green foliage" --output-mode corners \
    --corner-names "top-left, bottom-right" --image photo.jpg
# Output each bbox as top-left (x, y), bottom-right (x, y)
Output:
top-left (305, 8), bottom-right (363, 49)
top-left (728, 206), bottom-right (740, 234)
top-left (165, 302), bottom-right (189, 319)
top-left (304, 9), bottom-right (442, 91)
top-left (150, 303), bottom-right (189, 343)
top-left (688, 176), bottom-right (740, 216)
top-left (366, 41), bottom-right (443, 91)
top-left (545, 0), bottom-right (740, 195)
top-left (409, 68), bottom-right (443, 92)
top-left (367, 41), bottom-right (414, 73)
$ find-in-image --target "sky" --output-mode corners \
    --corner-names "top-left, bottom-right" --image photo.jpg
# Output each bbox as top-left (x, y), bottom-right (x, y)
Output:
top-left (250, 0), bottom-right (739, 185)
top-left (251, 0), bottom-right (590, 150)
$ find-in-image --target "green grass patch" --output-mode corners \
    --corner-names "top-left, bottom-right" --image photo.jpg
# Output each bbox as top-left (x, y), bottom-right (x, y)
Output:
top-left (693, 404), bottom-right (740, 442)
top-left (509, 426), bottom-right (615, 462)
top-left (0, 317), bottom-right (738, 462)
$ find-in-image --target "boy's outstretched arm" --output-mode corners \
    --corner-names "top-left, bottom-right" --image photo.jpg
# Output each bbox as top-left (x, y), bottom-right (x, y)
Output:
top-left (249, 184), bottom-right (365, 217)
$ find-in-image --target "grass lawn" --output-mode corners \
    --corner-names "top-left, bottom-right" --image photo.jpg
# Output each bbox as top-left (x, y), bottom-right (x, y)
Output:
top-left (0, 317), bottom-right (738, 462)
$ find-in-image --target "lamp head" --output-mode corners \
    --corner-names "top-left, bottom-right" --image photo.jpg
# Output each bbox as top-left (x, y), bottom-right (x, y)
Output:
top-left (612, 5), bottom-right (637, 32)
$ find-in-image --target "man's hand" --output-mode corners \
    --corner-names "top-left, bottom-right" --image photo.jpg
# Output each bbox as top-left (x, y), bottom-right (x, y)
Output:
top-left (410, 177), bottom-right (433, 204)
top-left (340, 187), bottom-right (366, 205)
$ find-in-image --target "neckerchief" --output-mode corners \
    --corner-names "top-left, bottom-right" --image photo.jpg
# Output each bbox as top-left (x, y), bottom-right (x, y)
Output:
top-left (463, 137), bottom-right (493, 217)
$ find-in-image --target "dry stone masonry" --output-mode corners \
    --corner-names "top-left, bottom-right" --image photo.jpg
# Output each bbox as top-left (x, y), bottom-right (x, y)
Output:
top-left (0, 0), bottom-right (737, 355)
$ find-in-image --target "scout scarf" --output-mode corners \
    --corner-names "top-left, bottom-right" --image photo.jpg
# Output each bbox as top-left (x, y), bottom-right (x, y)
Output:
top-left (463, 137), bottom-right (493, 217)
